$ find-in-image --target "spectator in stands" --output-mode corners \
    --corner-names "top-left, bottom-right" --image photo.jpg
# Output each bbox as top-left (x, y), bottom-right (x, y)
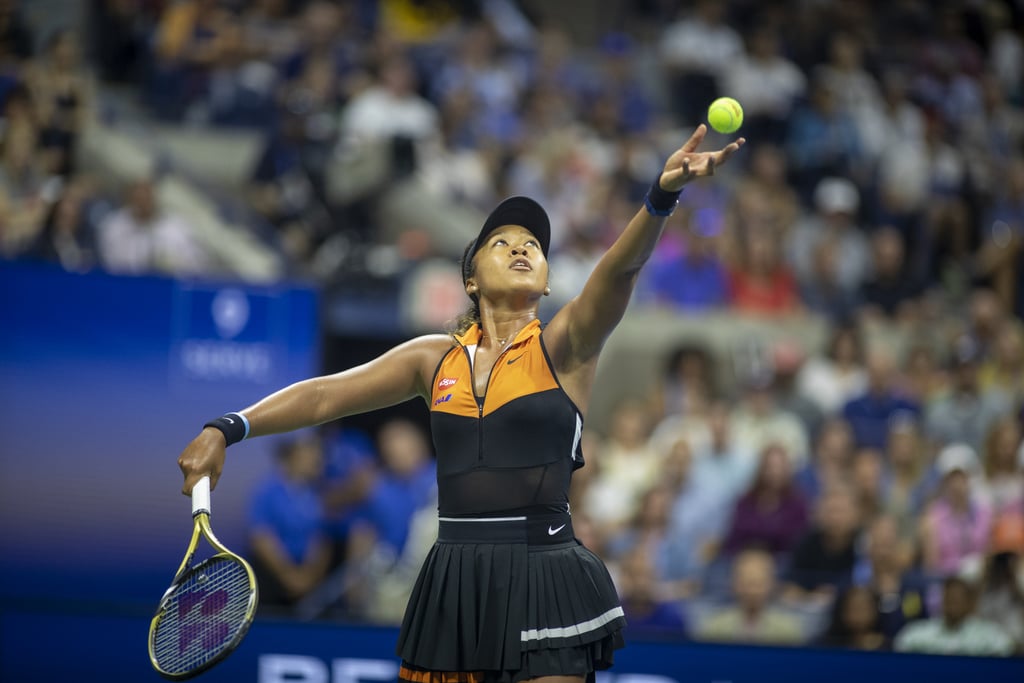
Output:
top-left (248, 435), bottom-right (333, 610)
top-left (925, 335), bottom-right (1013, 454)
top-left (349, 418), bottom-right (436, 564)
top-left (605, 482), bottom-right (674, 566)
top-left (339, 51), bottom-right (440, 146)
top-left (817, 585), bottom-right (888, 651)
top-left (88, 0), bottom-right (152, 84)
top-left (696, 548), bottom-right (803, 645)
top-left (853, 514), bottom-right (928, 642)
top-left (25, 177), bottom-right (97, 273)
top-left (24, 29), bottom-right (94, 177)
top-left (796, 321), bottom-right (868, 417)
top-left (899, 342), bottom-right (948, 406)
top-left (617, 544), bottom-right (688, 637)
top-left (730, 143), bottom-right (801, 241)
top-left (660, 437), bottom-right (734, 591)
top-left (583, 397), bottom-right (661, 534)
top-left (730, 369), bottom-right (810, 468)
top-left (784, 485), bottom-right (862, 605)
top-left (0, 0), bottom-right (33, 70)
top-left (881, 415), bottom-right (940, 540)
top-left (975, 513), bottom-right (1024, 652)
top-left (690, 400), bottom-right (758, 512)
top-left (320, 423), bottom-right (377, 565)
top-left (974, 155), bottom-right (1024, 319)
top-left (150, 0), bottom-right (237, 121)
top-left (769, 340), bottom-right (823, 438)
top-left (894, 576), bottom-right (1014, 656)
top-left (842, 348), bottom-right (920, 451)
top-left (648, 343), bottom-right (717, 426)
top-left (784, 74), bottom-right (865, 204)
top-left (640, 206), bottom-right (729, 312)
top-left (978, 321), bottom-right (1024, 407)
top-left (798, 234), bottom-right (860, 321)
top-left (978, 416), bottom-right (1024, 518)
top-left (720, 443), bottom-right (809, 560)
top-left (857, 226), bottom-right (927, 325)
top-left (795, 416), bottom-right (855, 504)
top-left (0, 118), bottom-right (56, 258)
top-left (850, 447), bottom-right (885, 522)
top-left (97, 178), bottom-right (211, 276)
top-left (723, 24), bottom-right (806, 146)
top-left (815, 32), bottom-right (885, 165)
top-left (727, 226), bottom-right (801, 315)
top-left (658, 0), bottom-right (743, 126)
top-left (920, 444), bottom-right (993, 578)
top-left (788, 177), bottom-right (869, 298)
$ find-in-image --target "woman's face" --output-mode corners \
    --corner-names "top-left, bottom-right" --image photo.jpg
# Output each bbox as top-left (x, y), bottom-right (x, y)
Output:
top-left (468, 225), bottom-right (549, 301)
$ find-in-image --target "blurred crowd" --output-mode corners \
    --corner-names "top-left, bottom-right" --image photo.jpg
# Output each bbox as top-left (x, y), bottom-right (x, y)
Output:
top-left (1, 0), bottom-right (1023, 658)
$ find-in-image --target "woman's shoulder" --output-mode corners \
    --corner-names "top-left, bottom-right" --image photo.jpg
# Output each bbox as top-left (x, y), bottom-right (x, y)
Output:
top-left (405, 333), bottom-right (457, 358)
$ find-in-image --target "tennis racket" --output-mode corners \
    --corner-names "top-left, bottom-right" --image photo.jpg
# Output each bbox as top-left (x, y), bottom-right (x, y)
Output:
top-left (149, 476), bottom-right (259, 680)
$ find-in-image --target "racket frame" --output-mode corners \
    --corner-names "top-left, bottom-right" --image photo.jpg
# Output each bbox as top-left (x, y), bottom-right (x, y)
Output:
top-left (148, 477), bottom-right (259, 680)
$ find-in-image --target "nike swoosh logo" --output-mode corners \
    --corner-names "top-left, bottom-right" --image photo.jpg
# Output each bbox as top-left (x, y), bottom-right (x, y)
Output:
top-left (507, 354), bottom-right (525, 365)
top-left (225, 417), bottom-right (234, 424)
top-left (547, 524), bottom-right (566, 536)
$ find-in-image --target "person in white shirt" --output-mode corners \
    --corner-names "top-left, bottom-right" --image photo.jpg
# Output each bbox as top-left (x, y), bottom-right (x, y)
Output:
top-left (894, 576), bottom-right (1014, 656)
top-left (97, 178), bottom-right (210, 276)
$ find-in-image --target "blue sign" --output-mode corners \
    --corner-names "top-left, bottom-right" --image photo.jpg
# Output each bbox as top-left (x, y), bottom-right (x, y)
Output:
top-left (0, 262), bottom-right (319, 604)
top-left (1, 605), bottom-right (1021, 683)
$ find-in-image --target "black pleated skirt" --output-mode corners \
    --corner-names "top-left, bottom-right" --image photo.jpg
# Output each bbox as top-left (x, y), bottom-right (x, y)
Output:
top-left (396, 514), bottom-right (626, 683)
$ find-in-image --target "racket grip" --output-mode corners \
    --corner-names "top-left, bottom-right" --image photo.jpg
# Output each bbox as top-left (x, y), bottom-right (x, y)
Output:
top-left (192, 475), bottom-right (211, 516)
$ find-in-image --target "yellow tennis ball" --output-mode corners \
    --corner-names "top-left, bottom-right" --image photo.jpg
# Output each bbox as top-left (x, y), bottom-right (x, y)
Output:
top-left (708, 97), bottom-right (744, 134)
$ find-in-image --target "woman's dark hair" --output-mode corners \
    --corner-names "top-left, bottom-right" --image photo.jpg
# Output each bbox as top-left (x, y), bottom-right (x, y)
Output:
top-left (450, 239), bottom-right (481, 336)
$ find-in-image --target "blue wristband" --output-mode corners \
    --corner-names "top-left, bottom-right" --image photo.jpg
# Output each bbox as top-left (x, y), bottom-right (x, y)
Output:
top-left (644, 175), bottom-right (681, 216)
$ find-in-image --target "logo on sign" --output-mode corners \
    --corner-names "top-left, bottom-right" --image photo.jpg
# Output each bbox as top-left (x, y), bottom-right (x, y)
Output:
top-left (211, 289), bottom-right (250, 339)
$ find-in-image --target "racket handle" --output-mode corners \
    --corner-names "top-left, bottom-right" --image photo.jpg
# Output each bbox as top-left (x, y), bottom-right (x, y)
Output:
top-left (192, 475), bottom-right (211, 517)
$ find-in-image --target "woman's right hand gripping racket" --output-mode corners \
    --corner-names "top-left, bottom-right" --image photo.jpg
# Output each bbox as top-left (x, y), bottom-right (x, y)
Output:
top-left (149, 476), bottom-right (259, 680)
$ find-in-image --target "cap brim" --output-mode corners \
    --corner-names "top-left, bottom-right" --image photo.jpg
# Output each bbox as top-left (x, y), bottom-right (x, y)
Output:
top-left (463, 196), bottom-right (550, 282)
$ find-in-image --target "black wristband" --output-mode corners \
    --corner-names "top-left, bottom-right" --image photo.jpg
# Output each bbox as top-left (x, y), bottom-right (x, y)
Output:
top-left (644, 174), bottom-right (682, 216)
top-left (203, 412), bottom-right (249, 446)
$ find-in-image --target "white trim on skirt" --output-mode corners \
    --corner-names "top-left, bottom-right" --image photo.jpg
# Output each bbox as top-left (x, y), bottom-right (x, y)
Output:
top-left (520, 606), bottom-right (626, 643)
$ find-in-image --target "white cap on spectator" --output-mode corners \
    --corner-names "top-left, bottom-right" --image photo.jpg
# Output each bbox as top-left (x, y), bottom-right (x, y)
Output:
top-left (936, 443), bottom-right (981, 478)
top-left (814, 177), bottom-right (859, 215)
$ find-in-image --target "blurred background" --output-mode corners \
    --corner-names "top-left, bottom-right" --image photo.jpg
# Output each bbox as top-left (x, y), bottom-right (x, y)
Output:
top-left (1, 0), bottom-right (1024, 680)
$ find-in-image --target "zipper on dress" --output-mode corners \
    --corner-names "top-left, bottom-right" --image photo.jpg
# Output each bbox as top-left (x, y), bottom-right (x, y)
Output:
top-left (462, 339), bottom-right (516, 462)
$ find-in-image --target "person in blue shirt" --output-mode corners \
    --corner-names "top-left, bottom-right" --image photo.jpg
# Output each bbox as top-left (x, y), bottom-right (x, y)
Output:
top-left (841, 350), bottom-right (920, 450)
top-left (248, 434), bottom-right (333, 610)
top-left (351, 418), bottom-right (438, 560)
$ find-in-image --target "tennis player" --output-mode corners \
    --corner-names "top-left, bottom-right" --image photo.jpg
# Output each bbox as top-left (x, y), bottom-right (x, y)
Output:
top-left (179, 124), bottom-right (744, 683)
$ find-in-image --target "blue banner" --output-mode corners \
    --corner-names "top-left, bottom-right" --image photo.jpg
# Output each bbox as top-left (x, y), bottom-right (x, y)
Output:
top-left (1, 605), bottom-right (1020, 683)
top-left (0, 262), bottom-right (319, 604)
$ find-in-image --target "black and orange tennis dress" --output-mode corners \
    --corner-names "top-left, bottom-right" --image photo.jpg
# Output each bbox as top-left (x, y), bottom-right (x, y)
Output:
top-left (396, 319), bottom-right (625, 683)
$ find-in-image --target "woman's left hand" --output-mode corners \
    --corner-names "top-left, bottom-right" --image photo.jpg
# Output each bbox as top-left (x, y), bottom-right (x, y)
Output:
top-left (659, 124), bottom-right (745, 192)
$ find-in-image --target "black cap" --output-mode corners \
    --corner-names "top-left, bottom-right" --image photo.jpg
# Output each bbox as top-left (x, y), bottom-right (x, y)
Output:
top-left (462, 196), bottom-right (550, 284)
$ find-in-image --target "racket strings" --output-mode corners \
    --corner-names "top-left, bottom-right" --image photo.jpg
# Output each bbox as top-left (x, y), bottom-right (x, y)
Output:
top-left (151, 556), bottom-right (253, 675)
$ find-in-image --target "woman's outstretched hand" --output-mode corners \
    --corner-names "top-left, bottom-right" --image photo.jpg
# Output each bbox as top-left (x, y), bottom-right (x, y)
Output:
top-left (659, 124), bottom-right (745, 192)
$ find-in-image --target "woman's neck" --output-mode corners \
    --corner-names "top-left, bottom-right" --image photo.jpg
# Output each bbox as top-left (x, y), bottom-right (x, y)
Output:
top-left (478, 307), bottom-right (537, 349)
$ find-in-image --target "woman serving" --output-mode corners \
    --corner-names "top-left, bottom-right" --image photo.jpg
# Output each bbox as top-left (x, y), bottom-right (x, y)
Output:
top-left (178, 124), bottom-right (744, 683)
